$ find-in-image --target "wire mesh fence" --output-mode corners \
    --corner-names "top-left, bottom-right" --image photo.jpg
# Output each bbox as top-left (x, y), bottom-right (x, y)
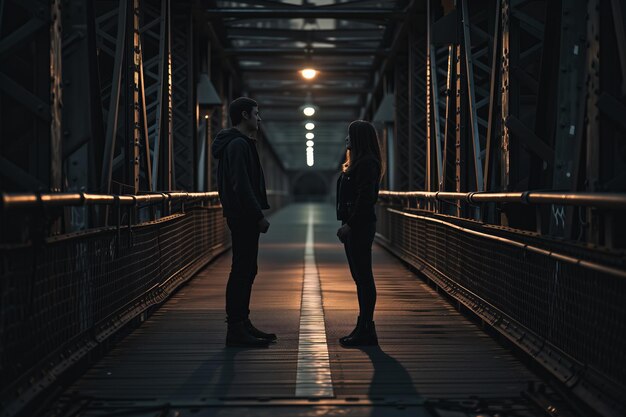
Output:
top-left (376, 202), bottom-right (626, 407)
top-left (0, 204), bottom-right (228, 399)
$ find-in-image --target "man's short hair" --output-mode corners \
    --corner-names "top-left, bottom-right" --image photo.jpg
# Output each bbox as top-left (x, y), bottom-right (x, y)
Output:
top-left (229, 97), bottom-right (258, 126)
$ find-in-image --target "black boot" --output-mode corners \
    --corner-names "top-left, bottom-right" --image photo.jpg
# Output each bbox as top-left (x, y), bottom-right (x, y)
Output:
top-left (339, 316), bottom-right (361, 345)
top-left (339, 320), bottom-right (378, 347)
top-left (245, 319), bottom-right (277, 342)
top-left (226, 321), bottom-right (271, 347)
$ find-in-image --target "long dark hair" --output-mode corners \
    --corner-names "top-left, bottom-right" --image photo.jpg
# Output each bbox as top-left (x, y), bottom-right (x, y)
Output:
top-left (342, 120), bottom-right (384, 181)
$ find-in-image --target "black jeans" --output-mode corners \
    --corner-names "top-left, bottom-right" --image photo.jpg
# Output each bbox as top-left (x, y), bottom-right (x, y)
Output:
top-left (226, 217), bottom-right (260, 323)
top-left (343, 221), bottom-right (377, 322)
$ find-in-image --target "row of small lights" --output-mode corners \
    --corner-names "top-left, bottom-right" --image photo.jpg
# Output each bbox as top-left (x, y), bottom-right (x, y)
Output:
top-left (301, 69), bottom-right (317, 167)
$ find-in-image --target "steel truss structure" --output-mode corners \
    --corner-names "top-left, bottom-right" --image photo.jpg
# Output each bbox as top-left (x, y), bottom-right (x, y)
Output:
top-left (0, 0), bottom-right (288, 234)
top-left (363, 0), bottom-right (626, 248)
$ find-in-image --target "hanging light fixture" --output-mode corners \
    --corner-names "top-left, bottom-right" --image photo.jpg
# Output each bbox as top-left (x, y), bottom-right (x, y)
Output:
top-left (303, 106), bottom-right (316, 116)
top-left (301, 68), bottom-right (317, 79)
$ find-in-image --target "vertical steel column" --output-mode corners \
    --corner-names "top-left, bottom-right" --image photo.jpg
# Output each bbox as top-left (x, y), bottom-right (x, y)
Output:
top-left (393, 50), bottom-right (410, 191)
top-left (206, 112), bottom-right (212, 191)
top-left (63, 0), bottom-right (100, 230)
top-left (455, 37), bottom-right (467, 217)
top-left (430, 45), bottom-right (444, 192)
top-left (586, 0), bottom-right (600, 244)
top-left (610, 0), bottom-right (626, 96)
top-left (151, 0), bottom-right (165, 191)
top-left (165, 0), bottom-right (173, 191)
top-left (408, 25), bottom-right (417, 191)
top-left (460, 0), bottom-right (484, 191)
top-left (0, 1), bottom-right (54, 191)
top-left (170, 3), bottom-right (194, 191)
top-left (484, 0), bottom-right (501, 193)
top-left (425, 0), bottom-right (433, 193)
top-left (151, 0), bottom-right (173, 192)
top-left (187, 10), bottom-right (196, 191)
top-left (500, 0), bottom-right (511, 194)
top-left (128, 0), bottom-right (141, 193)
top-left (50, 0), bottom-right (62, 193)
top-left (441, 45), bottom-right (454, 192)
top-left (427, 1), bottom-right (443, 192)
top-left (101, 0), bottom-right (128, 194)
top-left (549, 0), bottom-right (587, 237)
top-left (138, 43), bottom-right (153, 191)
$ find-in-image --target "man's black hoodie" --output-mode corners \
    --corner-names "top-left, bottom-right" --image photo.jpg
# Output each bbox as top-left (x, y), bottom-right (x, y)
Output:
top-left (212, 128), bottom-right (269, 220)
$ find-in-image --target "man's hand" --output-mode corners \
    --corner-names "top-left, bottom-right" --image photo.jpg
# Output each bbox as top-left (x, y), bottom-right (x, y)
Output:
top-left (337, 224), bottom-right (351, 243)
top-left (258, 217), bottom-right (270, 233)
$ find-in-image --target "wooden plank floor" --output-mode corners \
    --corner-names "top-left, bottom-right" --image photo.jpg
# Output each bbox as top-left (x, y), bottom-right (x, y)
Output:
top-left (45, 203), bottom-right (549, 417)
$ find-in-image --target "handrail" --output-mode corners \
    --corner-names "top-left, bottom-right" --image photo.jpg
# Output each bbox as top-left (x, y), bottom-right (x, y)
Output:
top-left (379, 190), bottom-right (626, 209)
top-left (0, 191), bottom-right (220, 210)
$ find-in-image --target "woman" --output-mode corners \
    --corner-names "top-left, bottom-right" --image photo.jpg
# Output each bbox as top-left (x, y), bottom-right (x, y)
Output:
top-left (336, 120), bottom-right (383, 347)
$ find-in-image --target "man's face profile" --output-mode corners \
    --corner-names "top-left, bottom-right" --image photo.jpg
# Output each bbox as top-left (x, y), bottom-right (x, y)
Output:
top-left (243, 106), bottom-right (261, 131)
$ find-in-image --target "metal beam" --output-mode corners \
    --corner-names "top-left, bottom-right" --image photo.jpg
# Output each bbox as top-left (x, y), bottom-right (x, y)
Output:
top-left (0, 16), bottom-right (47, 60)
top-left (204, 9), bottom-right (404, 19)
top-left (264, 104), bottom-right (360, 110)
top-left (223, 48), bottom-right (387, 56)
top-left (264, 115), bottom-right (356, 121)
top-left (550, 0), bottom-right (588, 237)
top-left (505, 115), bottom-right (554, 163)
top-left (249, 86), bottom-right (370, 94)
top-left (0, 72), bottom-right (51, 121)
top-left (359, 8), bottom-right (422, 119)
top-left (239, 67), bottom-right (372, 74)
top-left (226, 27), bottom-right (384, 37)
top-left (128, 0), bottom-right (140, 193)
top-left (500, 0), bottom-right (511, 192)
top-left (242, 72), bottom-right (370, 82)
top-left (101, 0), bottom-right (127, 195)
top-left (610, 0), bottom-right (626, 95)
top-left (0, 156), bottom-right (47, 190)
top-left (461, 0), bottom-right (484, 191)
top-left (484, 0), bottom-right (502, 192)
top-left (50, 0), bottom-right (62, 193)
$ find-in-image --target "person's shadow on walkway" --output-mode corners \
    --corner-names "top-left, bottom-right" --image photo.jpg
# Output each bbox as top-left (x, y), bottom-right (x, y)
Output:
top-left (176, 346), bottom-right (258, 400)
top-left (357, 345), bottom-right (422, 417)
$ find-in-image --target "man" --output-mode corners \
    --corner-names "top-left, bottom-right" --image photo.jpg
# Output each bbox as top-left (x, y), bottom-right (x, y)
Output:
top-left (212, 97), bottom-right (276, 347)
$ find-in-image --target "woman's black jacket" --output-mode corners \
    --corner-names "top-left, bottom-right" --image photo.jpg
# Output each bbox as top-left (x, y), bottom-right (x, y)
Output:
top-left (336, 157), bottom-right (380, 228)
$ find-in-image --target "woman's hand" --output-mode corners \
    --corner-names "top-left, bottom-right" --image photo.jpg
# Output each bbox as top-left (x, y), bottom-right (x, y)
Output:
top-left (337, 224), bottom-right (351, 243)
top-left (258, 217), bottom-right (270, 233)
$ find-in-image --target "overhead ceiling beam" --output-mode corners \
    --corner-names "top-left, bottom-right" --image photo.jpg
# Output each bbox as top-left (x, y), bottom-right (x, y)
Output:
top-left (229, 37), bottom-right (382, 47)
top-left (264, 104), bottom-right (362, 110)
top-left (217, 0), bottom-right (394, 9)
top-left (226, 28), bottom-right (384, 37)
top-left (316, 0), bottom-right (396, 8)
top-left (261, 103), bottom-right (359, 109)
top-left (242, 73), bottom-right (369, 82)
top-left (240, 67), bottom-right (372, 73)
top-left (224, 48), bottom-right (388, 56)
top-left (266, 116), bottom-right (356, 121)
top-left (205, 9), bottom-right (404, 19)
top-left (250, 86), bottom-right (370, 94)
top-left (215, 0), bottom-right (302, 8)
top-left (256, 97), bottom-right (360, 106)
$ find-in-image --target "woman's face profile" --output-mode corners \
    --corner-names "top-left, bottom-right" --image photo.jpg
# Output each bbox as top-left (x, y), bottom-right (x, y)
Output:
top-left (345, 135), bottom-right (352, 150)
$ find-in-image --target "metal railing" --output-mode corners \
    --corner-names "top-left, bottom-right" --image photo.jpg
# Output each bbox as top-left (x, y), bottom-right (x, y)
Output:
top-left (0, 190), bottom-right (289, 417)
top-left (0, 191), bottom-right (219, 209)
top-left (376, 191), bottom-right (626, 417)
top-left (379, 190), bottom-right (626, 209)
